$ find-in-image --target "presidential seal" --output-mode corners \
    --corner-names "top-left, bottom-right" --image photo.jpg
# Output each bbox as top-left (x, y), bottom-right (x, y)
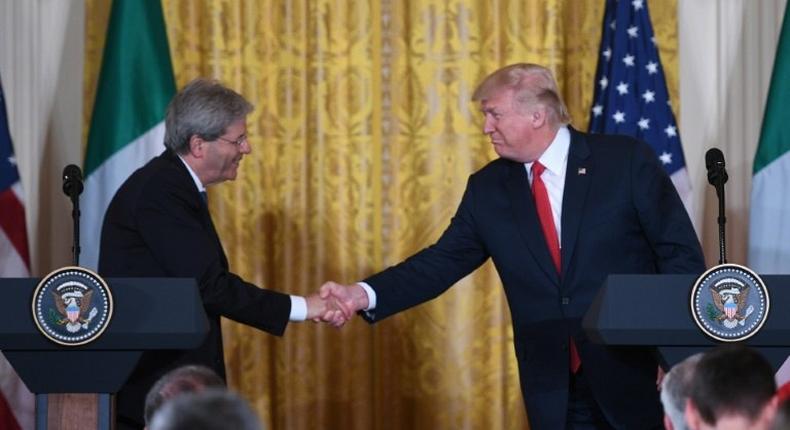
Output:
top-left (31, 266), bottom-right (113, 346)
top-left (690, 264), bottom-right (769, 342)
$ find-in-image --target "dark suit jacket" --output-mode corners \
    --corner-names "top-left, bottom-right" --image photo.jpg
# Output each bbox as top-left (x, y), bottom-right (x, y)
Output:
top-left (99, 149), bottom-right (291, 427)
top-left (362, 128), bottom-right (705, 429)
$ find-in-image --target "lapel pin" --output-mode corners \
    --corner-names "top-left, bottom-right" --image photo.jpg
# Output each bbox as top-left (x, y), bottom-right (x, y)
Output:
top-left (578, 167), bottom-right (587, 175)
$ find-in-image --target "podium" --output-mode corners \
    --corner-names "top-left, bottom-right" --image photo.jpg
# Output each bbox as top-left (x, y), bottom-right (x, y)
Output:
top-left (0, 277), bottom-right (209, 430)
top-left (582, 274), bottom-right (790, 369)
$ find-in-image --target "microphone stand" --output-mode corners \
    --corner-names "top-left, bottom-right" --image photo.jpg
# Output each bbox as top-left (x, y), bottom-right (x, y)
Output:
top-left (70, 192), bottom-right (80, 266)
top-left (716, 183), bottom-right (726, 265)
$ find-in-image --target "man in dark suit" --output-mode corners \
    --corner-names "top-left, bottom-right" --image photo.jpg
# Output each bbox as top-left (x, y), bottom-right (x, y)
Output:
top-left (319, 63), bottom-right (705, 429)
top-left (100, 79), bottom-right (333, 429)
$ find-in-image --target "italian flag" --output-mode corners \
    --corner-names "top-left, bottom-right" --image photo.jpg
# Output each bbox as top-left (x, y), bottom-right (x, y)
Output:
top-left (749, 3), bottom-right (790, 274)
top-left (81, 0), bottom-right (176, 270)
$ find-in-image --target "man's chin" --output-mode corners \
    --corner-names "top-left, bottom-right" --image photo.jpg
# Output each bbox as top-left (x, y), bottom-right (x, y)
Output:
top-left (492, 147), bottom-right (510, 159)
top-left (223, 169), bottom-right (239, 181)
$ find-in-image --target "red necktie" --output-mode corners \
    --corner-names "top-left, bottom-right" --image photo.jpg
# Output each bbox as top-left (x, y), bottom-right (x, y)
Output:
top-left (531, 161), bottom-right (581, 373)
top-left (531, 162), bottom-right (560, 273)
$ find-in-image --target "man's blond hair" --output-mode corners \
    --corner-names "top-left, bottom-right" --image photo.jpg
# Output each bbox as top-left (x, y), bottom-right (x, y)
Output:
top-left (472, 63), bottom-right (571, 125)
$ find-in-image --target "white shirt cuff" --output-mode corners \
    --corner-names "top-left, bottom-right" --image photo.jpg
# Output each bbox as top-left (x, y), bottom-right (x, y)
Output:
top-left (357, 282), bottom-right (376, 310)
top-left (289, 295), bottom-right (307, 321)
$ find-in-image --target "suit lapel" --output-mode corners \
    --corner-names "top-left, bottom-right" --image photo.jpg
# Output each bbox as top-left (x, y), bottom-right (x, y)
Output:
top-left (505, 161), bottom-right (560, 285)
top-left (167, 150), bottom-right (230, 270)
top-left (203, 207), bottom-right (229, 269)
top-left (194, 192), bottom-right (229, 270)
top-left (560, 128), bottom-right (592, 281)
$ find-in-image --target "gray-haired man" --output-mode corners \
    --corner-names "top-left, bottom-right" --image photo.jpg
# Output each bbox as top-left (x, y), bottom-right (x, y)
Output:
top-left (100, 79), bottom-right (334, 428)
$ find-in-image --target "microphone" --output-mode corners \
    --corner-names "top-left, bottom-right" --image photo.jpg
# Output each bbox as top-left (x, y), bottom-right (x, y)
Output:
top-left (62, 164), bottom-right (83, 265)
top-left (705, 148), bottom-right (728, 264)
top-left (62, 164), bottom-right (84, 199)
top-left (705, 148), bottom-right (728, 187)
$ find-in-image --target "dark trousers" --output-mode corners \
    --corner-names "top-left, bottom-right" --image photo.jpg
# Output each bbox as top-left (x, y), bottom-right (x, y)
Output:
top-left (565, 368), bottom-right (614, 430)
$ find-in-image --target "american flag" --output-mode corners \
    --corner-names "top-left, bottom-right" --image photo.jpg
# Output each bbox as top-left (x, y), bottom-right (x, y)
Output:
top-left (0, 75), bottom-right (34, 430)
top-left (589, 0), bottom-right (692, 212)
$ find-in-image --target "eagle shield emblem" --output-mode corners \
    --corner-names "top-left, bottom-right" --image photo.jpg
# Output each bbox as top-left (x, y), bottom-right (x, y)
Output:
top-left (53, 285), bottom-right (97, 333)
top-left (690, 264), bottom-right (769, 342)
top-left (710, 279), bottom-right (752, 329)
top-left (32, 266), bottom-right (113, 346)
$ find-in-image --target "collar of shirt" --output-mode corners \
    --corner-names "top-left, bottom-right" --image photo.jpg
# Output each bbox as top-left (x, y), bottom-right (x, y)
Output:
top-left (177, 154), bottom-right (206, 193)
top-left (525, 125), bottom-right (571, 184)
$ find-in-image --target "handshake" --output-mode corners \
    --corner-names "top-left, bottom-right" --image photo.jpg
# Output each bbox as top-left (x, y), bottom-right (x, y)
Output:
top-left (305, 282), bottom-right (369, 327)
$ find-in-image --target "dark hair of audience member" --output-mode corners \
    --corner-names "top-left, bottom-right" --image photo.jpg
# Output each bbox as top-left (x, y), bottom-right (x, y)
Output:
top-left (689, 344), bottom-right (776, 425)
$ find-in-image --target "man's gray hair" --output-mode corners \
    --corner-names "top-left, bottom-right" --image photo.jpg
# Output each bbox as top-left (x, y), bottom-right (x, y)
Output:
top-left (164, 78), bottom-right (254, 154)
top-left (660, 353), bottom-right (703, 430)
top-left (148, 389), bottom-right (262, 430)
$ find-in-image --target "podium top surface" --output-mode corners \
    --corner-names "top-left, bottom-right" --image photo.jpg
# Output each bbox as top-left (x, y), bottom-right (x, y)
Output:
top-left (582, 274), bottom-right (790, 347)
top-left (0, 277), bottom-right (208, 351)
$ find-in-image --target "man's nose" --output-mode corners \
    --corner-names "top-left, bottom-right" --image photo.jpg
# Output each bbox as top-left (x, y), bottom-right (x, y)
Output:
top-left (483, 117), bottom-right (495, 134)
top-left (239, 139), bottom-right (252, 154)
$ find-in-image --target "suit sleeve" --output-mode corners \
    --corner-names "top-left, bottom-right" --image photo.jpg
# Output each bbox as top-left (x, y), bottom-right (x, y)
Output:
top-left (136, 178), bottom-right (291, 336)
top-left (362, 177), bottom-right (490, 322)
top-left (630, 140), bottom-right (706, 274)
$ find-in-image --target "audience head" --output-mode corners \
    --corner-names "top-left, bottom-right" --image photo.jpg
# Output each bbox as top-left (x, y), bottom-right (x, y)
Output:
top-left (148, 389), bottom-right (262, 430)
top-left (686, 344), bottom-right (777, 430)
top-left (661, 353), bottom-right (703, 430)
top-left (144, 364), bottom-right (225, 427)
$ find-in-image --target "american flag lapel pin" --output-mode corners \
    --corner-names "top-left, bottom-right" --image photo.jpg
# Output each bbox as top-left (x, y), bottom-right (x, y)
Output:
top-left (578, 167), bottom-right (587, 175)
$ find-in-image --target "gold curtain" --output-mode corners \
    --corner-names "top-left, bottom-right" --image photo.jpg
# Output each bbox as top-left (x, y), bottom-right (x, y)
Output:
top-left (84, 1), bottom-right (678, 428)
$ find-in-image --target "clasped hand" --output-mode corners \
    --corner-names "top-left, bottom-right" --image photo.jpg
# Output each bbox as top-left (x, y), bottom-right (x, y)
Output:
top-left (305, 282), bottom-right (368, 328)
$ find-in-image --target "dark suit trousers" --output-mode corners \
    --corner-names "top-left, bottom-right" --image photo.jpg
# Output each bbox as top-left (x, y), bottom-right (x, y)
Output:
top-left (565, 368), bottom-right (614, 430)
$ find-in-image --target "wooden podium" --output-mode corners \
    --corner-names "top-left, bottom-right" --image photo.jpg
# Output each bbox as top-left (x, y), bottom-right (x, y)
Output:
top-left (0, 277), bottom-right (208, 430)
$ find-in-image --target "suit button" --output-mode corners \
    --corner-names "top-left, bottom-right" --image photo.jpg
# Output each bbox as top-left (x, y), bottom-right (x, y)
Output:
top-left (561, 297), bottom-right (570, 305)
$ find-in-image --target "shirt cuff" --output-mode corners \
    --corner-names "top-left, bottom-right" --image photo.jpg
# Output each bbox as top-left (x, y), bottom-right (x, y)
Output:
top-left (289, 295), bottom-right (307, 321)
top-left (357, 282), bottom-right (376, 311)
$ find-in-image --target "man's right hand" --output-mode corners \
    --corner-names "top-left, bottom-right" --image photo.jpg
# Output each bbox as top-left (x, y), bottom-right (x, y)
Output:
top-left (318, 282), bottom-right (369, 328)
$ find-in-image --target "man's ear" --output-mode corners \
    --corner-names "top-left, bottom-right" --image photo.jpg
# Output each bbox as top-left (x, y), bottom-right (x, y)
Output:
top-left (531, 106), bottom-right (547, 128)
top-left (758, 395), bottom-right (779, 427)
top-left (685, 398), bottom-right (703, 430)
top-left (187, 135), bottom-right (204, 158)
top-left (663, 414), bottom-right (674, 430)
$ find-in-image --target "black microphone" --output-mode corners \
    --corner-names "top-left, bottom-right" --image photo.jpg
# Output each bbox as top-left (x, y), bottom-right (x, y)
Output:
top-left (705, 148), bottom-right (728, 264)
top-left (62, 164), bottom-right (84, 199)
top-left (705, 148), bottom-right (728, 187)
top-left (62, 164), bottom-right (83, 265)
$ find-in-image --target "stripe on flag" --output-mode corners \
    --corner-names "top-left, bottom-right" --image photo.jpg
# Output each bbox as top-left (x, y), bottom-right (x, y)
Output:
top-left (0, 74), bottom-right (35, 430)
